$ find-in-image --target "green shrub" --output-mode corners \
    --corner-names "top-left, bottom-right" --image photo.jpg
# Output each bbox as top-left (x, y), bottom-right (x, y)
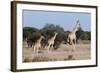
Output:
top-left (64, 55), bottom-right (75, 60)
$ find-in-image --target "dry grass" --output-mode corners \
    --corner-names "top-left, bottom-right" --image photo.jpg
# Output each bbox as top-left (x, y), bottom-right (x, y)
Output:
top-left (23, 40), bottom-right (91, 62)
top-left (64, 55), bottom-right (75, 60)
top-left (32, 55), bottom-right (52, 62)
top-left (23, 55), bottom-right (52, 62)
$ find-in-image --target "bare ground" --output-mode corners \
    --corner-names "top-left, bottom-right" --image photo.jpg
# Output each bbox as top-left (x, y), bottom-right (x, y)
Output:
top-left (23, 41), bottom-right (91, 62)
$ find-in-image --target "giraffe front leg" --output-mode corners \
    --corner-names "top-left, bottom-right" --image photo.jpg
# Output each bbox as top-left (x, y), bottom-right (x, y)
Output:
top-left (47, 44), bottom-right (50, 52)
top-left (33, 46), bottom-right (36, 54)
top-left (51, 44), bottom-right (54, 51)
top-left (72, 40), bottom-right (76, 52)
top-left (36, 48), bottom-right (38, 55)
top-left (73, 39), bottom-right (76, 51)
top-left (67, 37), bottom-right (69, 44)
top-left (70, 40), bottom-right (74, 52)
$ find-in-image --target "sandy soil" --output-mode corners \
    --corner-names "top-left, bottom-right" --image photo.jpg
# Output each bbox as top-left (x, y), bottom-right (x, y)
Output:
top-left (23, 41), bottom-right (91, 62)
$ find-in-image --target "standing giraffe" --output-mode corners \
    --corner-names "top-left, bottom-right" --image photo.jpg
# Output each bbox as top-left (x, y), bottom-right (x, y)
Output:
top-left (67, 20), bottom-right (81, 51)
top-left (33, 35), bottom-right (44, 54)
top-left (47, 32), bottom-right (58, 52)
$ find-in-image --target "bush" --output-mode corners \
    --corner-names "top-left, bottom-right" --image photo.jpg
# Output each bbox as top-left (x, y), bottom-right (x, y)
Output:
top-left (80, 32), bottom-right (91, 40)
top-left (23, 27), bottom-right (39, 41)
top-left (23, 24), bottom-right (91, 49)
top-left (64, 55), bottom-right (75, 60)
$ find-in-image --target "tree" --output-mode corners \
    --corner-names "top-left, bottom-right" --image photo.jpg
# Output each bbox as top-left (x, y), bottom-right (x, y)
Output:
top-left (41, 24), bottom-right (66, 49)
top-left (23, 27), bottom-right (39, 40)
top-left (76, 27), bottom-right (84, 43)
top-left (23, 27), bottom-right (40, 47)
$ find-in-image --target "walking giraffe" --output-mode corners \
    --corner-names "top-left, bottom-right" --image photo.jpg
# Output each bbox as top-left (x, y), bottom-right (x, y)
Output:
top-left (33, 35), bottom-right (44, 54)
top-left (47, 32), bottom-right (58, 52)
top-left (67, 20), bottom-right (81, 51)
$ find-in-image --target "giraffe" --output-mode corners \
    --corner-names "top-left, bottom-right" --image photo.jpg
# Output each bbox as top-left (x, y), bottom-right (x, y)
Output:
top-left (47, 32), bottom-right (58, 52)
top-left (23, 37), bottom-right (28, 48)
top-left (67, 20), bottom-right (81, 51)
top-left (32, 35), bottom-right (44, 54)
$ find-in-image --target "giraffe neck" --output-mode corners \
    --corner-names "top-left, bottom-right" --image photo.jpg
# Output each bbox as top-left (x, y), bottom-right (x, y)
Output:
top-left (37, 37), bottom-right (42, 43)
top-left (72, 27), bottom-right (78, 33)
top-left (72, 24), bottom-right (79, 33)
top-left (72, 20), bottom-right (80, 33)
top-left (51, 34), bottom-right (57, 41)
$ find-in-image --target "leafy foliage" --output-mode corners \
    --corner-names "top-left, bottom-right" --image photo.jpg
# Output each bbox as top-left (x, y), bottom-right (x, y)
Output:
top-left (23, 24), bottom-right (91, 48)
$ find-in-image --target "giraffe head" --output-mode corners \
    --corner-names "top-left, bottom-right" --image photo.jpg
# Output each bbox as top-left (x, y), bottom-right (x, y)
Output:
top-left (54, 32), bottom-right (58, 35)
top-left (40, 35), bottom-right (45, 39)
top-left (73, 20), bottom-right (81, 31)
top-left (77, 20), bottom-right (81, 28)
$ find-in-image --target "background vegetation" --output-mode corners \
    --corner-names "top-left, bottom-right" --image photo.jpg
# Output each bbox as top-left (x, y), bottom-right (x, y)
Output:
top-left (23, 24), bottom-right (91, 48)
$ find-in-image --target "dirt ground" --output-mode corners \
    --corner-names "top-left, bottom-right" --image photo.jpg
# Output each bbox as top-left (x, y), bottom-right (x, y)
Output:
top-left (23, 40), bottom-right (91, 62)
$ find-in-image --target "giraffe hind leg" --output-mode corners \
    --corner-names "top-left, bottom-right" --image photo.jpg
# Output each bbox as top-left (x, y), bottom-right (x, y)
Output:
top-left (47, 44), bottom-right (50, 52)
top-left (36, 48), bottom-right (38, 54)
top-left (51, 44), bottom-right (54, 51)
